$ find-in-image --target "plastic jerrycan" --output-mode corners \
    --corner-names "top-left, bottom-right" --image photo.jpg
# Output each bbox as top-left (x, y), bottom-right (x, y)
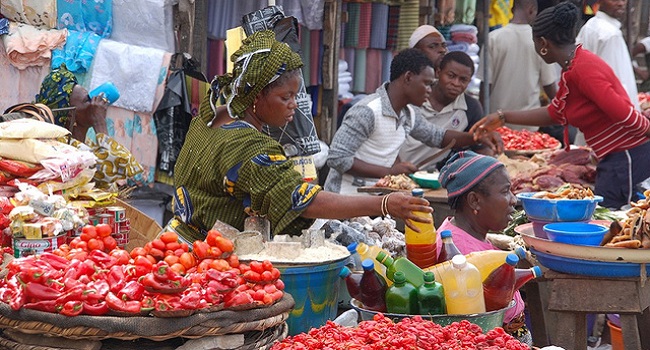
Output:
top-left (376, 251), bottom-right (425, 288)
top-left (444, 255), bottom-right (486, 315)
top-left (482, 253), bottom-right (519, 312)
top-left (404, 188), bottom-right (437, 269)
top-left (356, 242), bottom-right (391, 286)
top-left (417, 271), bottom-right (446, 315)
top-left (385, 271), bottom-right (418, 314)
top-left (424, 246), bottom-right (527, 283)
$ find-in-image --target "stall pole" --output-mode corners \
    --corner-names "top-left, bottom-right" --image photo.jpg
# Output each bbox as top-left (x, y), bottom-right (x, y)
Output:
top-left (481, 0), bottom-right (490, 113)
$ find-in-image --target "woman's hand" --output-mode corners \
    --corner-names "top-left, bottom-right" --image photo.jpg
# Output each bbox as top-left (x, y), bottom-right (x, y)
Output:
top-left (469, 112), bottom-right (504, 141)
top-left (82, 95), bottom-right (109, 134)
top-left (389, 161), bottom-right (417, 175)
top-left (475, 130), bottom-right (504, 155)
top-left (385, 192), bottom-right (433, 232)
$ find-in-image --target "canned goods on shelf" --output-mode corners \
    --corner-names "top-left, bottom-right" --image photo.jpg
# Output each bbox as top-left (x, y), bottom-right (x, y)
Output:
top-left (13, 235), bottom-right (67, 258)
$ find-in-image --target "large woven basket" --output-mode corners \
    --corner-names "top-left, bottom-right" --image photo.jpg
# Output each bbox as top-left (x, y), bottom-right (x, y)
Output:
top-left (0, 322), bottom-right (287, 350)
top-left (0, 294), bottom-right (294, 341)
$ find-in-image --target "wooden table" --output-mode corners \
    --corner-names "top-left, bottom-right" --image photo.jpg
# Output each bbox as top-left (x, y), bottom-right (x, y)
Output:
top-left (534, 270), bottom-right (650, 350)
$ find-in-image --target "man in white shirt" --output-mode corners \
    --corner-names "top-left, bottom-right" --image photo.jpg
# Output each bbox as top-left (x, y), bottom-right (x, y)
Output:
top-left (576, 0), bottom-right (639, 110)
top-left (477, 0), bottom-right (558, 133)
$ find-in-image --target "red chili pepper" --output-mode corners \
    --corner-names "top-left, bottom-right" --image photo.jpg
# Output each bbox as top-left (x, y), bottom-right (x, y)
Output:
top-left (85, 279), bottom-right (110, 303)
top-left (39, 252), bottom-right (69, 271)
top-left (60, 300), bottom-right (83, 317)
top-left (105, 292), bottom-right (142, 314)
top-left (82, 301), bottom-right (108, 316)
top-left (23, 300), bottom-right (60, 313)
top-left (118, 280), bottom-right (144, 301)
top-left (17, 266), bottom-right (46, 284)
top-left (64, 259), bottom-right (97, 281)
top-left (55, 285), bottom-right (85, 304)
top-left (140, 295), bottom-right (155, 309)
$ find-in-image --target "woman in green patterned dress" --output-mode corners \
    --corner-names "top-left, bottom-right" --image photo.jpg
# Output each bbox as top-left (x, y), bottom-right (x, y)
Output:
top-left (172, 30), bottom-right (431, 242)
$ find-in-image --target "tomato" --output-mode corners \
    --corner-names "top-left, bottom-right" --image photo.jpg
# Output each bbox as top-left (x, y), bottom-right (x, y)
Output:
top-left (179, 242), bottom-right (189, 252)
top-left (179, 252), bottom-right (197, 270)
top-left (102, 236), bottom-right (117, 251)
top-left (76, 241), bottom-right (88, 251)
top-left (270, 267), bottom-right (281, 280)
top-left (208, 246), bottom-right (223, 258)
top-left (243, 270), bottom-right (261, 283)
top-left (130, 247), bottom-right (147, 258)
top-left (226, 254), bottom-right (240, 268)
top-left (249, 261), bottom-right (264, 274)
top-left (111, 249), bottom-right (130, 265)
top-left (159, 231), bottom-right (179, 244)
top-left (80, 225), bottom-right (97, 241)
top-left (165, 242), bottom-right (180, 252)
top-left (95, 223), bottom-right (112, 238)
top-left (261, 270), bottom-right (274, 282)
top-left (174, 248), bottom-right (185, 257)
top-left (151, 239), bottom-right (166, 251)
top-left (69, 237), bottom-right (81, 249)
top-left (192, 241), bottom-right (210, 260)
top-left (206, 230), bottom-right (222, 247)
top-left (164, 255), bottom-right (179, 266)
top-left (214, 236), bottom-right (234, 254)
top-left (274, 279), bottom-right (285, 291)
top-left (170, 263), bottom-right (186, 275)
top-left (148, 248), bottom-right (165, 261)
top-left (87, 238), bottom-right (101, 251)
top-left (252, 289), bottom-right (266, 301)
top-left (262, 260), bottom-right (273, 272)
top-left (209, 259), bottom-right (230, 272)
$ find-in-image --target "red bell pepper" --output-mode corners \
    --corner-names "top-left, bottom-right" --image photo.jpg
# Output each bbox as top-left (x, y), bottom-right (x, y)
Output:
top-left (107, 265), bottom-right (126, 294)
top-left (118, 280), bottom-right (144, 301)
top-left (23, 280), bottom-right (62, 301)
top-left (88, 250), bottom-right (118, 269)
top-left (83, 301), bottom-right (108, 316)
top-left (86, 279), bottom-right (109, 303)
top-left (105, 292), bottom-right (142, 314)
top-left (140, 295), bottom-right (155, 310)
top-left (152, 261), bottom-right (182, 282)
top-left (55, 285), bottom-right (84, 304)
top-left (60, 300), bottom-right (83, 317)
top-left (39, 252), bottom-right (69, 271)
top-left (133, 256), bottom-right (153, 278)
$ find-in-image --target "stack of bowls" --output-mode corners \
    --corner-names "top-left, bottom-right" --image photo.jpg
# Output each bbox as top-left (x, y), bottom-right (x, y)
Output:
top-left (516, 192), bottom-right (603, 240)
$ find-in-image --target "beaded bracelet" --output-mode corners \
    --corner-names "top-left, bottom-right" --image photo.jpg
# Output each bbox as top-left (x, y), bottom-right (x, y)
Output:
top-left (496, 109), bottom-right (506, 125)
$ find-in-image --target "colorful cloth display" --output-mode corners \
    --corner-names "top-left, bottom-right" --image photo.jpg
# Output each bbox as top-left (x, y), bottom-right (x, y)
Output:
top-left (51, 30), bottom-right (101, 74)
top-left (56, 0), bottom-right (113, 38)
top-left (110, 0), bottom-right (175, 52)
top-left (0, 40), bottom-right (50, 113)
top-left (2, 22), bottom-right (67, 69)
top-left (1, 0), bottom-right (56, 29)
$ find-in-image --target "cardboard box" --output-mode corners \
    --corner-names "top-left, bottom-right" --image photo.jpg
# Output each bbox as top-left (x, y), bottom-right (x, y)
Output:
top-left (114, 198), bottom-right (163, 251)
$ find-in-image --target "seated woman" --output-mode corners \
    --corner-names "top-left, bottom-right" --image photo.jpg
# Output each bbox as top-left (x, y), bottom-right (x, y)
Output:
top-left (437, 151), bottom-right (531, 345)
top-left (171, 30), bottom-right (431, 242)
top-left (33, 64), bottom-right (108, 142)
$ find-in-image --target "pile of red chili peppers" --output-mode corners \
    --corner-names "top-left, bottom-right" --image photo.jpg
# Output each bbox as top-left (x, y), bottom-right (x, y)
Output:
top-left (272, 314), bottom-right (529, 350)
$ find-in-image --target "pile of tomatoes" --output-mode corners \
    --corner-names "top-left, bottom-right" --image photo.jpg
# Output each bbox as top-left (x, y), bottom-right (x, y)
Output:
top-left (272, 314), bottom-right (529, 350)
top-left (0, 228), bottom-right (285, 316)
top-left (497, 126), bottom-right (561, 151)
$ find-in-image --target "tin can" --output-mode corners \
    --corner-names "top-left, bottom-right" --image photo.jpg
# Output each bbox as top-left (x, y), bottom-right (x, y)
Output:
top-left (112, 232), bottom-right (129, 249)
top-left (120, 219), bottom-right (131, 232)
top-left (96, 214), bottom-right (112, 225)
top-left (105, 206), bottom-right (126, 223)
top-left (13, 235), bottom-right (67, 258)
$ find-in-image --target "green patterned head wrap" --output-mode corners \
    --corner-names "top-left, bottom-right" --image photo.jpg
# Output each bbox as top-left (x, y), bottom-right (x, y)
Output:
top-left (34, 64), bottom-right (78, 127)
top-left (213, 30), bottom-right (303, 119)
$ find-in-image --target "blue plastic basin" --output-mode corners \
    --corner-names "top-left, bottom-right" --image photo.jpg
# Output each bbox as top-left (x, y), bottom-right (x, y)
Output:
top-left (517, 192), bottom-right (603, 222)
top-left (531, 248), bottom-right (650, 277)
top-left (542, 222), bottom-right (608, 246)
top-left (276, 257), bottom-right (348, 335)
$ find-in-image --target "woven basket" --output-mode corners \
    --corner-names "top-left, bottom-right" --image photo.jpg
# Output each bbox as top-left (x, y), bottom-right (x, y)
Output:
top-left (0, 294), bottom-right (294, 341)
top-left (0, 323), bottom-right (288, 350)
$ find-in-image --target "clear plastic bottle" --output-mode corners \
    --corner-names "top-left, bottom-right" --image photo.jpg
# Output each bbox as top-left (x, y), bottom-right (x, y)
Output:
top-left (482, 253), bottom-right (519, 312)
top-left (339, 266), bottom-right (363, 301)
top-left (513, 266), bottom-right (543, 290)
top-left (358, 259), bottom-right (387, 312)
top-left (385, 271), bottom-right (418, 314)
top-left (376, 251), bottom-right (425, 288)
top-left (404, 188), bottom-right (437, 269)
top-left (444, 254), bottom-right (486, 315)
top-left (346, 242), bottom-right (364, 271)
top-left (424, 246), bottom-right (527, 283)
top-left (417, 271), bottom-right (446, 315)
top-left (356, 242), bottom-right (391, 285)
top-left (437, 230), bottom-right (462, 263)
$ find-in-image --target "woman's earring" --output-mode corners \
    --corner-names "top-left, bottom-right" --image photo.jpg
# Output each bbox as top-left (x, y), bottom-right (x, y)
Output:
top-left (540, 47), bottom-right (548, 56)
top-left (473, 209), bottom-right (478, 215)
top-left (252, 104), bottom-right (257, 116)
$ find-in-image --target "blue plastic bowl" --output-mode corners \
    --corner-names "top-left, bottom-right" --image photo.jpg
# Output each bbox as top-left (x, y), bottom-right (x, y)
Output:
top-left (516, 192), bottom-right (603, 222)
top-left (542, 222), bottom-right (608, 246)
top-left (531, 248), bottom-right (650, 278)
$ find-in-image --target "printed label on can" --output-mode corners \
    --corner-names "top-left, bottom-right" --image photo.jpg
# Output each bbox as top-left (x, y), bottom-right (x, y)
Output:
top-left (13, 235), bottom-right (66, 258)
top-left (105, 206), bottom-right (126, 223)
top-left (112, 232), bottom-right (129, 249)
top-left (96, 214), bottom-right (112, 225)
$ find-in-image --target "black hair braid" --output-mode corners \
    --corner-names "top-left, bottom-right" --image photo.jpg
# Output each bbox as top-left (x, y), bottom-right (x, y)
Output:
top-left (532, 1), bottom-right (579, 45)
